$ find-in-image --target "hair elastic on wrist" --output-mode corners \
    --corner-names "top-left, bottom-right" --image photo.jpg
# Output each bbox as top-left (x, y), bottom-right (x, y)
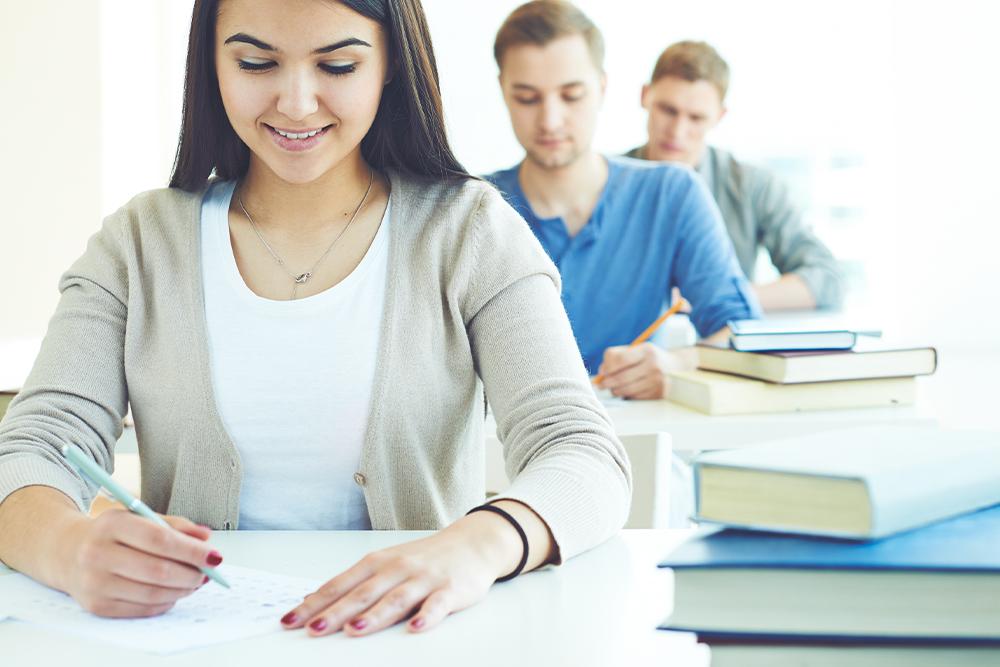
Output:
top-left (466, 503), bottom-right (529, 582)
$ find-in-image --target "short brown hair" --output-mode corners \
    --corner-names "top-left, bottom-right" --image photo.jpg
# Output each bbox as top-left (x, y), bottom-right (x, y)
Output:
top-left (493, 0), bottom-right (604, 72)
top-left (650, 41), bottom-right (730, 101)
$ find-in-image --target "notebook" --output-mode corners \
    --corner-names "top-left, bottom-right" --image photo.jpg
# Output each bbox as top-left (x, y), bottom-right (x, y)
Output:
top-left (696, 340), bottom-right (937, 384)
top-left (727, 320), bottom-right (881, 352)
top-left (667, 370), bottom-right (915, 416)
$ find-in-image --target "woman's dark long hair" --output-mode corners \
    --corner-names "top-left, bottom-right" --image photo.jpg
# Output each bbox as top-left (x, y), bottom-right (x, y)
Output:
top-left (169, 0), bottom-right (471, 191)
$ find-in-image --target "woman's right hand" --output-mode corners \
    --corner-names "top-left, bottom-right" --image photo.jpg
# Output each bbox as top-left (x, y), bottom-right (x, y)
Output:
top-left (56, 509), bottom-right (222, 618)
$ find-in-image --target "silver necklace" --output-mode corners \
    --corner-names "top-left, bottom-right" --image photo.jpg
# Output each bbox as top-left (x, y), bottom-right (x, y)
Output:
top-left (237, 168), bottom-right (374, 300)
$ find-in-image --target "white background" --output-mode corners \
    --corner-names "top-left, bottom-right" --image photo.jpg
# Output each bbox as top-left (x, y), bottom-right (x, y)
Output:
top-left (3, 0), bottom-right (999, 354)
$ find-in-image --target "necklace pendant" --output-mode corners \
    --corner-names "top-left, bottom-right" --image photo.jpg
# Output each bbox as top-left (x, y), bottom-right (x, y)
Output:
top-left (294, 272), bottom-right (312, 284)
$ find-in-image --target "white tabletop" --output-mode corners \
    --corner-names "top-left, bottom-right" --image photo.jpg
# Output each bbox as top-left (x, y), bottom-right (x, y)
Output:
top-left (0, 529), bottom-right (708, 667)
top-left (486, 349), bottom-right (997, 454)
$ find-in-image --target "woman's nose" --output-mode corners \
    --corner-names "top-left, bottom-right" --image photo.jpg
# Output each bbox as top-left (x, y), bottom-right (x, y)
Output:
top-left (275, 68), bottom-right (320, 122)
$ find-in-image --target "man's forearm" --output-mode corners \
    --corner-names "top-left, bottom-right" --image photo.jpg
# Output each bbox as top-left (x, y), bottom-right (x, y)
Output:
top-left (753, 274), bottom-right (817, 311)
top-left (702, 326), bottom-right (730, 346)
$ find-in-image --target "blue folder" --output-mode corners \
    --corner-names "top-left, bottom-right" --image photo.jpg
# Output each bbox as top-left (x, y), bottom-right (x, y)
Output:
top-left (660, 503), bottom-right (1000, 573)
top-left (657, 504), bottom-right (1000, 643)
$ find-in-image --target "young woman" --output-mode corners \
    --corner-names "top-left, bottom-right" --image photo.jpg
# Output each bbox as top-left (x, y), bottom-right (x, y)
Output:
top-left (0, 0), bottom-right (629, 638)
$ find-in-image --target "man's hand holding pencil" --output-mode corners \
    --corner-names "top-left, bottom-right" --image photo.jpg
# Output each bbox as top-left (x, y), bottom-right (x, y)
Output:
top-left (592, 298), bottom-right (698, 400)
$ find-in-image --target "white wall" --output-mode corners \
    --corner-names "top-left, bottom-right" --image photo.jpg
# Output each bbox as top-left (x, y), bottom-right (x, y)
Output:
top-left (5, 0), bottom-right (999, 353)
top-left (0, 3), bottom-right (101, 340)
top-left (100, 0), bottom-right (192, 218)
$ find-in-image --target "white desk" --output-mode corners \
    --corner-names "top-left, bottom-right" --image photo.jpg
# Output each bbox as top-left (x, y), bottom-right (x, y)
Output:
top-left (114, 352), bottom-right (995, 512)
top-left (486, 349), bottom-right (995, 459)
top-left (486, 391), bottom-right (936, 493)
top-left (492, 392), bottom-right (935, 455)
top-left (0, 529), bottom-right (708, 667)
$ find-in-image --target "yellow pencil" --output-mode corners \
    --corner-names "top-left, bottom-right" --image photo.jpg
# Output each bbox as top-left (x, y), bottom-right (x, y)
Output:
top-left (592, 298), bottom-right (689, 385)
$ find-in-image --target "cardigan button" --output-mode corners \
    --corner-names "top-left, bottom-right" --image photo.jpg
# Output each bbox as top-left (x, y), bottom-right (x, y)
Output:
top-left (353, 472), bottom-right (367, 487)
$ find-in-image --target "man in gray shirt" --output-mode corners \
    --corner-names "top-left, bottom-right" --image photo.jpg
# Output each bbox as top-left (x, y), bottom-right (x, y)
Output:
top-left (626, 41), bottom-right (843, 310)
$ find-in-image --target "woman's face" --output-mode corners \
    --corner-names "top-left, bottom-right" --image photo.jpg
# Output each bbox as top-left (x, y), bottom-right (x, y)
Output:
top-left (215, 0), bottom-right (389, 184)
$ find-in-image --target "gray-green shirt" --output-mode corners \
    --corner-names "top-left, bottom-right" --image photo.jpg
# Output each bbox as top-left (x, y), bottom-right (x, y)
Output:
top-left (0, 172), bottom-right (631, 563)
top-left (626, 145), bottom-right (843, 308)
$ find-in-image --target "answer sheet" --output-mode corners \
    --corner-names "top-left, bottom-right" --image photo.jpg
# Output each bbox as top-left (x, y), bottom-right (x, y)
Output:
top-left (0, 565), bottom-right (321, 653)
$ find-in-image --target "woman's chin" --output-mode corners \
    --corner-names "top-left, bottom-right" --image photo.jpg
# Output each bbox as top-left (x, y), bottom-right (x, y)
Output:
top-left (248, 143), bottom-right (363, 186)
top-left (262, 163), bottom-right (335, 186)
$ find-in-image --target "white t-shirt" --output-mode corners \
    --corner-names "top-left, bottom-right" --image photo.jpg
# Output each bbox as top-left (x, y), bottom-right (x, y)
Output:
top-left (200, 180), bottom-right (389, 530)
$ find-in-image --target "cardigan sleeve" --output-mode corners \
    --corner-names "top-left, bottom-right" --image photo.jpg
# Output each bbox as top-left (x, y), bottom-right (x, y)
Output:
top-left (463, 185), bottom-right (632, 563)
top-left (0, 211), bottom-right (131, 513)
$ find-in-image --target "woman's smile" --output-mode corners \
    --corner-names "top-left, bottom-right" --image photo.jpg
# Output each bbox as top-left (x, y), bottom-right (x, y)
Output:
top-left (264, 123), bottom-right (333, 152)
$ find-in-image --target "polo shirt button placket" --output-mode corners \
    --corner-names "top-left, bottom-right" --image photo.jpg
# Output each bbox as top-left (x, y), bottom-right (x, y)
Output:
top-left (353, 472), bottom-right (367, 487)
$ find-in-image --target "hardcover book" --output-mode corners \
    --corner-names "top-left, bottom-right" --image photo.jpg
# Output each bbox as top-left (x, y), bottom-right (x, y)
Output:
top-left (659, 503), bottom-right (1000, 640)
top-left (693, 426), bottom-right (1000, 538)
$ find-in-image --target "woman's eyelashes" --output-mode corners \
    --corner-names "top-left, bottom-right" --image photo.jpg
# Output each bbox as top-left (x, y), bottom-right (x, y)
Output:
top-left (318, 63), bottom-right (357, 76)
top-left (236, 60), bottom-right (357, 77)
top-left (237, 59), bottom-right (274, 72)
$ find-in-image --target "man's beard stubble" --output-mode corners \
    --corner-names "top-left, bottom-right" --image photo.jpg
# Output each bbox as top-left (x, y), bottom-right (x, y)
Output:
top-left (524, 141), bottom-right (584, 171)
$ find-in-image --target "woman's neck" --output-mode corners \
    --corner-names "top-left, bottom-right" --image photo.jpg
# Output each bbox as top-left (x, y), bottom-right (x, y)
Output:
top-left (236, 153), bottom-right (373, 237)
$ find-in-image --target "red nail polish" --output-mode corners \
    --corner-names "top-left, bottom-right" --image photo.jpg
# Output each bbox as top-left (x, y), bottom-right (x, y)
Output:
top-left (201, 575), bottom-right (209, 585)
top-left (309, 618), bottom-right (328, 632)
top-left (280, 611), bottom-right (299, 626)
top-left (410, 617), bottom-right (425, 630)
top-left (350, 618), bottom-right (368, 631)
top-left (206, 550), bottom-right (223, 567)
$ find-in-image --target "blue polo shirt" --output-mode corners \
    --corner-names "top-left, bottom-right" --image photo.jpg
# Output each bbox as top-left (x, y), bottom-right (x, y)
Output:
top-left (484, 156), bottom-right (761, 374)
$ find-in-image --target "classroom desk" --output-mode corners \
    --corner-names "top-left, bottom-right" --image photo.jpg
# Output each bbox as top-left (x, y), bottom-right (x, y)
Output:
top-left (492, 394), bottom-right (936, 457)
top-left (0, 529), bottom-right (709, 667)
top-left (485, 343), bottom-right (1000, 494)
top-left (113, 351), bottom-right (995, 508)
top-left (486, 394), bottom-right (937, 493)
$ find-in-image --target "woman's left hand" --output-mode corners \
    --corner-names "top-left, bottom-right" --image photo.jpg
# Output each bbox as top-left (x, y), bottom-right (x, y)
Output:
top-left (278, 514), bottom-right (519, 637)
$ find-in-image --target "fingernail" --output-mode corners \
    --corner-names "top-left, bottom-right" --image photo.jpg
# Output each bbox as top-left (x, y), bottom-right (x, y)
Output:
top-left (206, 551), bottom-right (223, 567)
top-left (280, 611), bottom-right (299, 626)
top-left (201, 575), bottom-right (209, 585)
top-left (309, 618), bottom-right (328, 633)
top-left (350, 618), bottom-right (368, 631)
top-left (409, 617), bottom-right (425, 630)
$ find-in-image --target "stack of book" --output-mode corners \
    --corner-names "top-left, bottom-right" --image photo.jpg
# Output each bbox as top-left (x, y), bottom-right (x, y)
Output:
top-left (659, 425), bottom-right (1000, 666)
top-left (666, 320), bottom-right (937, 415)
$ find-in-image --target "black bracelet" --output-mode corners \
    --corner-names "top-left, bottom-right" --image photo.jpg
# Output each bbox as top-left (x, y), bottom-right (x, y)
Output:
top-left (466, 503), bottom-right (529, 582)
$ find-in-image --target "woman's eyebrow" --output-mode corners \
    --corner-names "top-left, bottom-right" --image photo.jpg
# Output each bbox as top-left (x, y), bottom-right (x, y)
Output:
top-left (224, 33), bottom-right (275, 51)
top-left (223, 33), bottom-right (371, 54)
top-left (314, 37), bottom-right (371, 54)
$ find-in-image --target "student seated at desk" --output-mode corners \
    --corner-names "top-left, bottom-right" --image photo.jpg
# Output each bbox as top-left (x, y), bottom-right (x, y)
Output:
top-left (484, 1), bottom-right (761, 400)
top-left (0, 0), bottom-right (631, 639)
top-left (626, 41), bottom-right (844, 311)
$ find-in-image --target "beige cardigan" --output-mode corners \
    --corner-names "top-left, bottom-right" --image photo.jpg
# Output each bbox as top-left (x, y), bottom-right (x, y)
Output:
top-left (0, 171), bottom-right (631, 561)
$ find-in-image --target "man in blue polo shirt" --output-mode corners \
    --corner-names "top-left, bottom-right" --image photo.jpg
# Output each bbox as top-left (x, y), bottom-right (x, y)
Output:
top-left (485, 0), bottom-right (760, 400)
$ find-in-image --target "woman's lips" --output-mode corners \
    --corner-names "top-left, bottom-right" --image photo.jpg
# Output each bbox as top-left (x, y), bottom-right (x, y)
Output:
top-left (265, 123), bottom-right (332, 152)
